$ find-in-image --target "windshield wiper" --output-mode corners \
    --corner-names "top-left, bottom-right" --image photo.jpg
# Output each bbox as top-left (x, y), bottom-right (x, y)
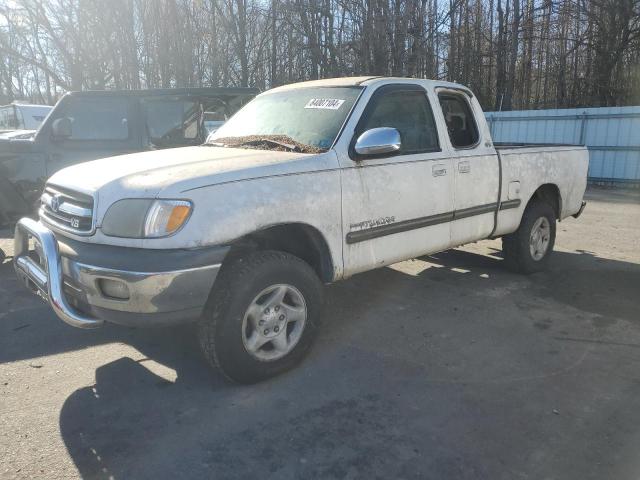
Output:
top-left (208, 135), bottom-right (324, 154)
top-left (242, 138), bottom-right (300, 152)
top-left (206, 138), bottom-right (298, 151)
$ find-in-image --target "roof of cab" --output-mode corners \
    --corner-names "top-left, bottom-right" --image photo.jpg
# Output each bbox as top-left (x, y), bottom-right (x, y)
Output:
top-left (265, 76), bottom-right (473, 95)
top-left (65, 87), bottom-right (259, 98)
top-left (267, 77), bottom-right (381, 93)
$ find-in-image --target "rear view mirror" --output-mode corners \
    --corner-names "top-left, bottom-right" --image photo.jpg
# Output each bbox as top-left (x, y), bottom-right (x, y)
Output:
top-left (354, 127), bottom-right (401, 157)
top-left (51, 117), bottom-right (72, 139)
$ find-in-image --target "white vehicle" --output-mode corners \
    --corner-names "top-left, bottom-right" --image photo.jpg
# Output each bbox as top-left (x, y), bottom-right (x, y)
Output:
top-left (0, 102), bottom-right (52, 132)
top-left (14, 77), bottom-right (588, 383)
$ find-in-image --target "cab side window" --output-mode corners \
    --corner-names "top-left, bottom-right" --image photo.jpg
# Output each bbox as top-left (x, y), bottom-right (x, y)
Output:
top-left (65, 98), bottom-right (130, 140)
top-left (357, 87), bottom-right (439, 155)
top-left (438, 94), bottom-right (479, 148)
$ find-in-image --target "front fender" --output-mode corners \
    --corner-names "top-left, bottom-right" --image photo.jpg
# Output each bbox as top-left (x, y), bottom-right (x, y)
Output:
top-left (156, 170), bottom-right (344, 278)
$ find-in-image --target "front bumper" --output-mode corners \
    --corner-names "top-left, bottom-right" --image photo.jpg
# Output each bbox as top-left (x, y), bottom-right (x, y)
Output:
top-left (14, 218), bottom-right (227, 328)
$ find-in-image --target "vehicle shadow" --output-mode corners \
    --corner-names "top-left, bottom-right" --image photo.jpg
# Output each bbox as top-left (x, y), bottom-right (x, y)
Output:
top-left (54, 246), bottom-right (640, 479)
top-left (0, 256), bottom-right (207, 365)
top-left (0, 257), bottom-right (143, 364)
top-left (58, 327), bottom-right (231, 479)
top-left (418, 247), bottom-right (640, 323)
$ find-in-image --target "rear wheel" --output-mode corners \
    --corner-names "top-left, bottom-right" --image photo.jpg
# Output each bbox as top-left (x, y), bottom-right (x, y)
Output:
top-left (198, 250), bottom-right (324, 384)
top-left (502, 200), bottom-right (556, 274)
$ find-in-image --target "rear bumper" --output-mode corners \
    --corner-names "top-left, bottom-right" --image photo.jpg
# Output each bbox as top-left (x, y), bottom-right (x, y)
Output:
top-left (572, 201), bottom-right (587, 219)
top-left (14, 218), bottom-right (227, 328)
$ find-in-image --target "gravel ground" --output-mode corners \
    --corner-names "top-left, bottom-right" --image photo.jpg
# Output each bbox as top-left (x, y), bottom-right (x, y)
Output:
top-left (1, 186), bottom-right (639, 479)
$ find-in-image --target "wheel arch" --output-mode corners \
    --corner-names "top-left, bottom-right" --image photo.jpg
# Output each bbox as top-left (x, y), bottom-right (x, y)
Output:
top-left (226, 222), bottom-right (336, 283)
top-left (526, 183), bottom-right (562, 219)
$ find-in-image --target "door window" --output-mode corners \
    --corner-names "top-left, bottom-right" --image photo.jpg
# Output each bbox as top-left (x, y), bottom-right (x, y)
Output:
top-left (438, 93), bottom-right (479, 148)
top-left (356, 87), bottom-right (439, 155)
top-left (142, 98), bottom-right (200, 147)
top-left (65, 98), bottom-right (130, 140)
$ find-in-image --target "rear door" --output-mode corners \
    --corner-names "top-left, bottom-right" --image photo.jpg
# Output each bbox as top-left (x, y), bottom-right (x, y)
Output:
top-left (437, 89), bottom-right (499, 245)
top-left (339, 83), bottom-right (454, 276)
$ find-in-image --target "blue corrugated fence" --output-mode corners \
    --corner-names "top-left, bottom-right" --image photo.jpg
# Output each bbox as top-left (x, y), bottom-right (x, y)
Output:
top-left (485, 106), bottom-right (640, 186)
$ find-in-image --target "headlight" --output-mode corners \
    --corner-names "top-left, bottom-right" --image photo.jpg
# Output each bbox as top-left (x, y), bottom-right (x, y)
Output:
top-left (102, 199), bottom-right (193, 238)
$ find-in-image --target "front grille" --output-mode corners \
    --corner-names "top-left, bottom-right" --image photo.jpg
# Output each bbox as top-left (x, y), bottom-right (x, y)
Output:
top-left (40, 186), bottom-right (94, 234)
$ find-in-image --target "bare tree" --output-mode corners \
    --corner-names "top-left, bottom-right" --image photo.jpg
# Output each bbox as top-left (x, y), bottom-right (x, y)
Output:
top-left (0, 0), bottom-right (638, 109)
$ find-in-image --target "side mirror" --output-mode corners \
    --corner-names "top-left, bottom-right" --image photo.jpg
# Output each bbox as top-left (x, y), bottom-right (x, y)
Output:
top-left (354, 127), bottom-right (401, 157)
top-left (51, 117), bottom-right (72, 139)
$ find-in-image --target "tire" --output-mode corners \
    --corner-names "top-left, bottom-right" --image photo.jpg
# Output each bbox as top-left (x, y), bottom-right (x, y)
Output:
top-left (502, 200), bottom-right (556, 274)
top-left (198, 250), bottom-right (324, 384)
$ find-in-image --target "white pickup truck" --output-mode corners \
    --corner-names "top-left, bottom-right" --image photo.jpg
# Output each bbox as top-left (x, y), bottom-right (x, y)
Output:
top-left (14, 77), bottom-right (588, 383)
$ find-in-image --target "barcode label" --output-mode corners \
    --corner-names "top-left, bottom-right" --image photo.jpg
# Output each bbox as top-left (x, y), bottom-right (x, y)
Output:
top-left (304, 98), bottom-right (346, 110)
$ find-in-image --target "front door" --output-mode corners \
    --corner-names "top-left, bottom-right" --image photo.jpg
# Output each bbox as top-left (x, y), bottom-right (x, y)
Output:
top-left (339, 84), bottom-right (454, 277)
top-left (45, 96), bottom-right (141, 177)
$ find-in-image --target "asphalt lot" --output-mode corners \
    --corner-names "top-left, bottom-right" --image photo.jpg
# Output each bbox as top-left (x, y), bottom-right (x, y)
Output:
top-left (1, 187), bottom-right (639, 480)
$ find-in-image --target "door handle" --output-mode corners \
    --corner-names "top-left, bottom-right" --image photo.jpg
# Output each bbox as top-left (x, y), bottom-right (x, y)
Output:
top-left (432, 164), bottom-right (447, 177)
top-left (458, 161), bottom-right (471, 173)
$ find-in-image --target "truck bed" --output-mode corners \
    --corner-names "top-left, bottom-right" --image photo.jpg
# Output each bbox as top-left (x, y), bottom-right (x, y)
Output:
top-left (492, 142), bottom-right (589, 237)
top-left (494, 142), bottom-right (582, 150)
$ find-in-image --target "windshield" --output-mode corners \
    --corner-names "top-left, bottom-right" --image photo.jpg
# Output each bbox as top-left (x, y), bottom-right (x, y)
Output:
top-left (208, 86), bottom-right (362, 152)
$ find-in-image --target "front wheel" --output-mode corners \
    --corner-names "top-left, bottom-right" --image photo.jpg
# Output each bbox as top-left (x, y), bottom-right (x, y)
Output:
top-left (502, 200), bottom-right (556, 274)
top-left (198, 250), bottom-right (324, 384)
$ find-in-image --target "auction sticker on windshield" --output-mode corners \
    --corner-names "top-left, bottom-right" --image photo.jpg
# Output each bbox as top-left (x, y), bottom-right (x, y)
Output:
top-left (304, 98), bottom-right (345, 110)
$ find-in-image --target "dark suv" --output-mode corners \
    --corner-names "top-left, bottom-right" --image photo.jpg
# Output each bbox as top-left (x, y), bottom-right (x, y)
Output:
top-left (0, 87), bottom-right (257, 225)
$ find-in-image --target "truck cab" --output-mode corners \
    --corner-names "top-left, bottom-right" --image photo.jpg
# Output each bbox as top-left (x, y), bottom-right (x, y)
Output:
top-left (13, 77), bottom-right (588, 383)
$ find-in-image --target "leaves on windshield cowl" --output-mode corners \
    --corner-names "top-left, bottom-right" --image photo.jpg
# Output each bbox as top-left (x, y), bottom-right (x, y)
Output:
top-left (210, 135), bottom-right (325, 154)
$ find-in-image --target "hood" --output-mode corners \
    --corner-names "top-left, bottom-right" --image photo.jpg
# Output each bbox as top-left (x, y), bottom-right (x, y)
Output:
top-left (0, 129), bottom-right (36, 140)
top-left (0, 132), bottom-right (38, 152)
top-left (47, 145), bottom-right (332, 206)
